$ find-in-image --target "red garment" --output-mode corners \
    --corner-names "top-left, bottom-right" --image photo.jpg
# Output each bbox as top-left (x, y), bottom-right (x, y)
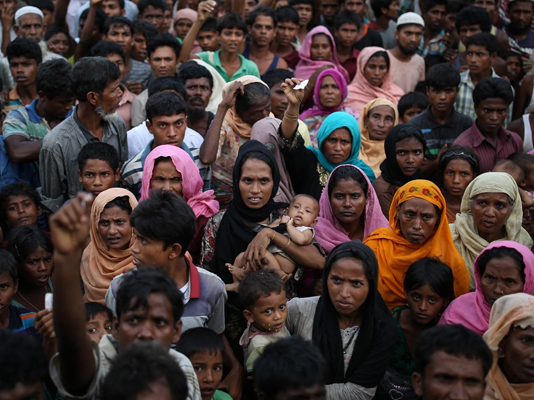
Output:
top-left (340, 48), bottom-right (360, 82)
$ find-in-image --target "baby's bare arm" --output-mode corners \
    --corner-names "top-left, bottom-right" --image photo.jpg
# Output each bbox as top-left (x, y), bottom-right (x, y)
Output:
top-left (286, 222), bottom-right (314, 245)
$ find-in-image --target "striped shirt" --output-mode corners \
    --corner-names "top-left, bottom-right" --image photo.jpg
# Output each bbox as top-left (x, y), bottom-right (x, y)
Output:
top-left (453, 122), bottom-right (523, 173)
top-left (8, 305), bottom-right (39, 337)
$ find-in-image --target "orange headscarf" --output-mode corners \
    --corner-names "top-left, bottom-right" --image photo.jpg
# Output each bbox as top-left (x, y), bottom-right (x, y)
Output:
top-left (364, 180), bottom-right (469, 309)
top-left (80, 188), bottom-right (138, 304)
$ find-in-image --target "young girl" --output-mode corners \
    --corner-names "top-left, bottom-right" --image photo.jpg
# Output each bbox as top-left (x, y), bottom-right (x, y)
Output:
top-left (376, 257), bottom-right (455, 400)
top-left (7, 225), bottom-right (53, 312)
top-left (439, 145), bottom-right (479, 223)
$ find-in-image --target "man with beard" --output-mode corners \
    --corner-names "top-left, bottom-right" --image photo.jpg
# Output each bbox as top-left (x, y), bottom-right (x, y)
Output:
top-left (39, 57), bottom-right (128, 212)
top-left (504, 0), bottom-right (534, 61)
top-left (177, 62), bottom-right (214, 137)
top-left (387, 12), bottom-right (425, 93)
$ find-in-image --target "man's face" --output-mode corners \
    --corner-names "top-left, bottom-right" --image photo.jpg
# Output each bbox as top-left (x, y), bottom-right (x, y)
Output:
top-left (474, 0), bottom-right (497, 20)
top-left (162, 9), bottom-right (172, 32)
top-left (94, 79), bottom-right (123, 116)
top-left (343, 0), bottom-right (366, 17)
top-left (293, 3), bottom-right (313, 27)
top-left (249, 15), bottom-right (275, 48)
top-left (9, 56), bottom-right (38, 88)
top-left (275, 21), bottom-right (298, 47)
top-left (131, 32), bottom-right (148, 60)
top-left (321, 0), bottom-right (339, 25)
top-left (105, 23), bottom-right (132, 53)
top-left (475, 97), bottom-right (508, 135)
top-left (147, 113), bottom-right (187, 147)
top-left (42, 9), bottom-right (53, 27)
top-left (220, 28), bottom-right (245, 53)
top-left (17, 13), bottom-right (45, 42)
top-left (78, 158), bottom-right (119, 197)
top-left (335, 22), bottom-right (359, 48)
top-left (106, 53), bottom-right (126, 80)
top-left (131, 227), bottom-right (178, 269)
top-left (102, 0), bottom-right (124, 16)
top-left (197, 30), bottom-right (220, 51)
top-left (505, 55), bottom-right (523, 81)
top-left (41, 92), bottom-right (75, 121)
top-left (140, 5), bottom-right (165, 31)
top-left (397, 24), bottom-right (423, 54)
top-left (412, 351), bottom-right (486, 400)
top-left (269, 81), bottom-right (288, 119)
top-left (184, 77), bottom-right (211, 111)
top-left (149, 46), bottom-right (177, 77)
top-left (426, 86), bottom-right (459, 114)
top-left (424, 5), bottom-right (446, 31)
top-left (385, 0), bottom-right (400, 21)
top-left (509, 1), bottom-right (534, 31)
top-left (458, 24), bottom-right (482, 46)
top-left (0, 0), bottom-right (16, 13)
top-left (243, 0), bottom-right (258, 19)
top-left (466, 44), bottom-right (495, 75)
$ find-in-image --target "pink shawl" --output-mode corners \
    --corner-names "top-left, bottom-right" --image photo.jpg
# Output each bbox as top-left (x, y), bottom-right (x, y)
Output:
top-left (314, 164), bottom-right (388, 254)
top-left (345, 46), bottom-right (405, 115)
top-left (294, 26), bottom-right (349, 82)
top-left (439, 240), bottom-right (534, 335)
top-left (174, 8), bottom-right (197, 23)
top-left (139, 145), bottom-right (219, 219)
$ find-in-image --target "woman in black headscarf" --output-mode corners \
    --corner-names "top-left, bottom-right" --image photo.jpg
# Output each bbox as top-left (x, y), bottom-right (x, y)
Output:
top-left (372, 124), bottom-right (426, 217)
top-left (285, 241), bottom-right (397, 399)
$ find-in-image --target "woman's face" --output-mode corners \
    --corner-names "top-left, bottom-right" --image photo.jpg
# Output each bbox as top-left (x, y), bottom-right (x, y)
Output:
top-left (397, 198), bottom-right (440, 245)
top-left (323, 128), bottom-right (352, 164)
top-left (470, 193), bottom-right (513, 241)
top-left (405, 284), bottom-right (448, 326)
top-left (19, 246), bottom-right (53, 288)
top-left (239, 158), bottom-right (274, 209)
top-left (480, 256), bottom-right (525, 306)
top-left (150, 159), bottom-right (184, 197)
top-left (330, 179), bottom-right (367, 227)
top-left (327, 257), bottom-right (369, 319)
top-left (310, 33), bottom-right (332, 61)
top-left (98, 205), bottom-right (132, 250)
top-left (319, 75), bottom-right (342, 108)
top-left (47, 32), bottom-right (69, 57)
top-left (499, 326), bottom-right (534, 384)
top-left (365, 105), bottom-right (396, 141)
top-left (395, 137), bottom-right (424, 177)
top-left (442, 158), bottom-right (475, 198)
top-left (239, 95), bottom-right (271, 126)
top-left (363, 55), bottom-right (388, 87)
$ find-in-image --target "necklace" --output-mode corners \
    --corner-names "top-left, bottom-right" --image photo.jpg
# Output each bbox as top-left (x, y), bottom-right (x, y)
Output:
top-left (16, 285), bottom-right (49, 312)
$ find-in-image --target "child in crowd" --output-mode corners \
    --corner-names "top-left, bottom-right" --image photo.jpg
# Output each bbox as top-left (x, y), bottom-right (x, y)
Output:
top-left (0, 182), bottom-right (42, 238)
top-left (238, 269), bottom-right (289, 375)
top-left (176, 327), bottom-right (232, 400)
top-left (77, 142), bottom-right (120, 198)
top-left (397, 92), bottom-right (429, 123)
top-left (508, 152), bottom-right (534, 192)
top-left (85, 302), bottom-right (113, 344)
top-left (226, 194), bottom-right (319, 291)
top-left (197, 17), bottom-right (221, 52)
top-left (492, 159), bottom-right (534, 210)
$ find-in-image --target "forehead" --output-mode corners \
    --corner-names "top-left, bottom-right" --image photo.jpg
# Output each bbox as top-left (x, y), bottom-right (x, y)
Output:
top-left (83, 158), bottom-right (114, 171)
top-left (241, 158), bottom-right (272, 175)
top-left (109, 23), bottom-right (131, 33)
top-left (143, 5), bottom-right (164, 13)
top-left (321, 75), bottom-right (337, 84)
top-left (106, 53), bottom-right (124, 62)
top-left (426, 351), bottom-right (485, 378)
top-left (477, 97), bottom-right (508, 108)
top-left (189, 350), bottom-right (224, 364)
top-left (444, 157), bottom-right (473, 170)
top-left (7, 195), bottom-right (33, 204)
top-left (9, 56), bottom-right (35, 64)
top-left (473, 192), bottom-right (510, 202)
top-left (312, 33), bottom-right (330, 44)
top-left (0, 272), bottom-right (14, 284)
top-left (395, 136), bottom-right (424, 148)
top-left (399, 23), bottom-right (423, 33)
top-left (292, 195), bottom-right (318, 208)
top-left (88, 312), bottom-right (112, 323)
top-left (20, 13), bottom-right (42, 24)
top-left (49, 31), bottom-right (69, 40)
top-left (253, 15), bottom-right (275, 25)
top-left (400, 197), bottom-right (437, 212)
top-left (467, 44), bottom-right (489, 53)
top-left (151, 46), bottom-right (176, 57)
top-left (152, 113), bottom-right (186, 123)
top-left (428, 4), bottom-right (446, 12)
top-left (122, 292), bottom-right (174, 317)
top-left (252, 289), bottom-right (286, 308)
top-left (185, 77), bottom-right (211, 86)
top-left (369, 104), bottom-right (395, 116)
top-left (510, 1), bottom-right (534, 10)
top-left (366, 55), bottom-right (387, 65)
top-left (328, 127), bottom-right (352, 139)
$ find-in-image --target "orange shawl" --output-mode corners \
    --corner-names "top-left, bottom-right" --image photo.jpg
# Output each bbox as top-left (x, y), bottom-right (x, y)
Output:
top-left (364, 180), bottom-right (469, 309)
top-left (81, 188), bottom-right (138, 304)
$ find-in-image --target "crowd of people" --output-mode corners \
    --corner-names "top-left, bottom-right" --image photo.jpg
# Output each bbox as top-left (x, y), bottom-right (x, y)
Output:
top-left (1, 0), bottom-right (534, 397)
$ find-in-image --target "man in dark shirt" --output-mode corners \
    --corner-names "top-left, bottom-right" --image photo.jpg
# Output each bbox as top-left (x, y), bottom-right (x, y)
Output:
top-left (505, 0), bottom-right (534, 59)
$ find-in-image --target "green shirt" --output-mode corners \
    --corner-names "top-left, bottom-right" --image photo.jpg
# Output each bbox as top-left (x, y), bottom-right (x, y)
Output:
top-left (196, 50), bottom-right (260, 82)
top-left (212, 390), bottom-right (232, 400)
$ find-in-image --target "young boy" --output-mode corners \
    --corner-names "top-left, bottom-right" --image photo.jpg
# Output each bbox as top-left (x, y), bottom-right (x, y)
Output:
top-left (78, 142), bottom-right (120, 198)
top-left (270, 6), bottom-right (300, 69)
top-left (176, 327), bottom-right (233, 400)
top-left (198, 17), bottom-right (220, 52)
top-left (289, 0), bottom-right (314, 44)
top-left (238, 269), bottom-right (289, 374)
top-left (334, 10), bottom-right (361, 81)
top-left (369, 0), bottom-right (399, 49)
top-left (397, 91), bottom-right (429, 123)
top-left (0, 182), bottom-right (42, 230)
top-left (130, 20), bottom-right (158, 62)
top-left (84, 302), bottom-right (113, 344)
top-left (509, 152), bottom-right (534, 191)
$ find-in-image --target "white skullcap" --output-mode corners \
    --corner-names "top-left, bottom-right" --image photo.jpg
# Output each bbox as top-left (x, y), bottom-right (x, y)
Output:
top-left (15, 6), bottom-right (44, 24)
top-left (396, 12), bottom-right (425, 28)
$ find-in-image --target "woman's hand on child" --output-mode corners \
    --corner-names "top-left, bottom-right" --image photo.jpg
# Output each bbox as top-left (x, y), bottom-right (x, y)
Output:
top-left (243, 229), bottom-right (272, 271)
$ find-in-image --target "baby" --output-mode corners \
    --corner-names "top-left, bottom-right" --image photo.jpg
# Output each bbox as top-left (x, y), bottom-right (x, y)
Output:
top-left (226, 194), bottom-right (319, 292)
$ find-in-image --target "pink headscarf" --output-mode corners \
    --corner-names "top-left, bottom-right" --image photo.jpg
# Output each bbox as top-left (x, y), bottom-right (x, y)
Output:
top-left (139, 145), bottom-right (219, 219)
top-left (345, 46), bottom-right (405, 115)
top-left (314, 164), bottom-right (388, 254)
top-left (294, 26), bottom-right (349, 82)
top-left (439, 240), bottom-right (534, 335)
top-left (173, 8), bottom-right (197, 23)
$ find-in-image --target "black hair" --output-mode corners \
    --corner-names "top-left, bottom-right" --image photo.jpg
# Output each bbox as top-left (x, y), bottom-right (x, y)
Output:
top-left (424, 0), bottom-right (447, 13)
top-left (175, 327), bottom-right (226, 359)
top-left (473, 76), bottom-right (514, 107)
top-left (30, 0), bottom-right (54, 12)
top-left (216, 12), bottom-right (247, 34)
top-left (446, 0), bottom-right (466, 14)
top-left (439, 145), bottom-right (480, 176)
top-left (78, 142), bottom-right (120, 172)
top-left (494, 159), bottom-right (524, 184)
top-left (327, 165), bottom-right (368, 198)
top-left (130, 191), bottom-right (196, 255)
top-left (275, 5), bottom-right (300, 25)
top-left (395, 124), bottom-right (426, 148)
top-left (100, 341), bottom-right (188, 400)
top-left (404, 258), bottom-right (455, 302)
top-left (177, 62), bottom-right (214, 91)
top-left (501, 51), bottom-right (524, 66)
top-left (261, 68), bottom-right (293, 88)
top-left (235, 83), bottom-right (271, 117)
top-left (71, 57), bottom-right (120, 102)
top-left (477, 246), bottom-right (526, 284)
top-left (289, 0), bottom-right (314, 6)
top-left (508, 152), bottom-right (534, 176)
top-left (85, 301), bottom-right (113, 322)
top-left (147, 76), bottom-right (185, 97)
top-left (89, 40), bottom-right (125, 62)
top-left (36, 58), bottom-right (73, 99)
top-left (247, 5), bottom-right (277, 26)
top-left (424, 53), bottom-right (447, 71)
top-left (138, 0), bottom-right (168, 15)
top-left (132, 19), bottom-right (159, 41)
top-left (199, 17), bottom-right (218, 33)
top-left (455, 5), bottom-right (492, 32)
top-left (368, 50), bottom-right (390, 70)
top-left (239, 269), bottom-right (285, 310)
top-left (146, 91), bottom-right (187, 122)
top-left (254, 336), bottom-right (326, 398)
top-left (426, 63), bottom-right (460, 89)
top-left (104, 195), bottom-right (133, 214)
top-left (7, 225), bottom-right (54, 267)
top-left (6, 37), bottom-right (42, 64)
top-left (508, 0), bottom-right (534, 12)
top-left (334, 9), bottom-right (362, 30)
top-left (0, 182), bottom-right (40, 221)
top-left (465, 32), bottom-right (498, 55)
top-left (0, 249), bottom-right (18, 283)
top-left (44, 25), bottom-right (70, 41)
top-left (398, 92), bottom-right (429, 118)
top-left (414, 325), bottom-right (493, 377)
top-left (147, 32), bottom-right (181, 59)
top-left (80, 8), bottom-right (108, 33)
top-left (239, 150), bottom-right (276, 175)
top-left (371, 0), bottom-right (393, 18)
top-left (0, 330), bottom-right (47, 390)
top-left (103, 15), bottom-right (133, 36)
top-left (116, 266), bottom-right (185, 322)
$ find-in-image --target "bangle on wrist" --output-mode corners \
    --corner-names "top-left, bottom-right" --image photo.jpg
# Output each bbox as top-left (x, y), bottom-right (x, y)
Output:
top-left (283, 237), bottom-right (291, 250)
top-left (284, 112), bottom-right (299, 121)
top-left (270, 230), bottom-right (276, 242)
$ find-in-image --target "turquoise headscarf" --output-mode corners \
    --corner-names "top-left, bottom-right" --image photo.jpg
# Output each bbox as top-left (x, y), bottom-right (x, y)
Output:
top-left (307, 112), bottom-right (376, 181)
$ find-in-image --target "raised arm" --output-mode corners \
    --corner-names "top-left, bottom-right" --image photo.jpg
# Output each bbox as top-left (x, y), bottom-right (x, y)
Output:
top-left (280, 78), bottom-right (305, 141)
top-left (54, 0), bottom-right (70, 27)
top-left (178, 0), bottom-right (215, 63)
top-left (0, 5), bottom-right (14, 56)
top-left (286, 219), bottom-right (314, 246)
top-left (74, 0), bottom-right (102, 60)
top-left (51, 193), bottom-right (96, 396)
